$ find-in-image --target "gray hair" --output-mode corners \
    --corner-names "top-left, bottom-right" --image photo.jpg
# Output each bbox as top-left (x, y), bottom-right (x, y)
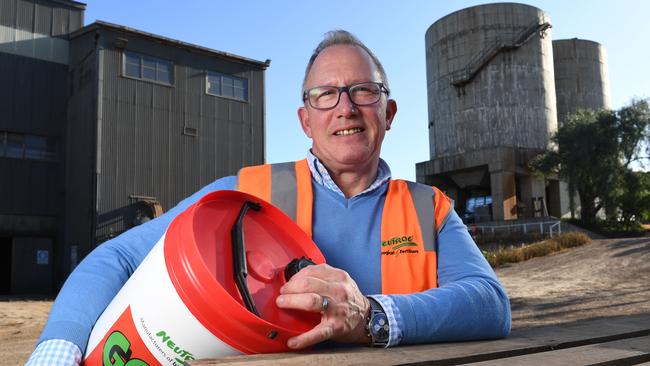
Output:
top-left (302, 30), bottom-right (390, 91)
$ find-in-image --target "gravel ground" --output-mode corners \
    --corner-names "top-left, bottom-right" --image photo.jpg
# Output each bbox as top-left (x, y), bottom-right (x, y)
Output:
top-left (496, 237), bottom-right (650, 329)
top-left (4, 237), bottom-right (649, 365)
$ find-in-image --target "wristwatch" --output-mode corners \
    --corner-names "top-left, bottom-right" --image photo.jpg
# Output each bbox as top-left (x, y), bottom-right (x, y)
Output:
top-left (366, 297), bottom-right (389, 347)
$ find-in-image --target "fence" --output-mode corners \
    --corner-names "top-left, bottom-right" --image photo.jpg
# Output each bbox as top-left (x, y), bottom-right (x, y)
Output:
top-left (471, 220), bottom-right (562, 238)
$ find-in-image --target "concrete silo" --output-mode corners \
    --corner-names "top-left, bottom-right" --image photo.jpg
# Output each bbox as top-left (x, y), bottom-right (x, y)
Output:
top-left (416, 3), bottom-right (557, 221)
top-left (548, 38), bottom-right (610, 218)
top-left (553, 38), bottom-right (611, 124)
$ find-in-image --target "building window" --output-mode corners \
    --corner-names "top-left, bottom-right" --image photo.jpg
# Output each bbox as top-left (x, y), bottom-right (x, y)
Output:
top-left (123, 51), bottom-right (173, 85)
top-left (0, 131), bottom-right (57, 161)
top-left (206, 71), bottom-right (248, 101)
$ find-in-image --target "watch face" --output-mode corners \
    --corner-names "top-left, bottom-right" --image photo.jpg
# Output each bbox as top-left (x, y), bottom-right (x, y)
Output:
top-left (370, 312), bottom-right (389, 343)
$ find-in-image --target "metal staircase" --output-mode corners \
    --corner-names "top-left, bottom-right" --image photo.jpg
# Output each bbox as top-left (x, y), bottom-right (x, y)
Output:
top-left (450, 20), bottom-right (552, 88)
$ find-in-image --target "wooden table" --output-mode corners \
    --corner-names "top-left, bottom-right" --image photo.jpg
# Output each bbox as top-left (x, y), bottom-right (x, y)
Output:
top-left (192, 314), bottom-right (650, 365)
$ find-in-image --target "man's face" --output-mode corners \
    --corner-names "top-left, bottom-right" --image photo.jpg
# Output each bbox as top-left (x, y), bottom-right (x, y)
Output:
top-left (298, 45), bottom-right (397, 174)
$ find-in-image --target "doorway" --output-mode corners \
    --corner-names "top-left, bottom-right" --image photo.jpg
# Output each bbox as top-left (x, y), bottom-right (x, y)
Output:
top-left (0, 237), bottom-right (12, 293)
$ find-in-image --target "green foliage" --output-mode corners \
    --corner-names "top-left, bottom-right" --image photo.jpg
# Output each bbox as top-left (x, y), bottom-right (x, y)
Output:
top-left (483, 232), bottom-right (591, 268)
top-left (531, 99), bottom-right (650, 223)
top-left (618, 171), bottom-right (650, 226)
top-left (619, 100), bottom-right (650, 168)
top-left (565, 217), bottom-right (648, 238)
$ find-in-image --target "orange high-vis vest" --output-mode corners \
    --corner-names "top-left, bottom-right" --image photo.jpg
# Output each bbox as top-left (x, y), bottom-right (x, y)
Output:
top-left (236, 159), bottom-right (453, 294)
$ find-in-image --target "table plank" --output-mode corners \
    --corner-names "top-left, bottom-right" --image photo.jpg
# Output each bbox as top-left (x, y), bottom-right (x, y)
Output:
top-left (470, 335), bottom-right (650, 366)
top-left (191, 314), bottom-right (650, 366)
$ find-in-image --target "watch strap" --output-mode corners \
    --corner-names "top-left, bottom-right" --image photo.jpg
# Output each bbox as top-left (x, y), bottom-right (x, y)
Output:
top-left (366, 297), bottom-right (389, 347)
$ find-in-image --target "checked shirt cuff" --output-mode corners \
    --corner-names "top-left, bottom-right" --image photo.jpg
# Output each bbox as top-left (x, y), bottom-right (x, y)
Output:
top-left (25, 339), bottom-right (82, 366)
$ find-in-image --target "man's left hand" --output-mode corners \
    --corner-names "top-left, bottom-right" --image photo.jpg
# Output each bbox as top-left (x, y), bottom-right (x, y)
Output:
top-left (275, 264), bottom-right (370, 349)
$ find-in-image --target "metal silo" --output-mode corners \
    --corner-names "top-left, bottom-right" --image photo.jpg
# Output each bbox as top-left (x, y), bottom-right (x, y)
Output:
top-left (417, 3), bottom-right (557, 221)
top-left (553, 38), bottom-right (611, 124)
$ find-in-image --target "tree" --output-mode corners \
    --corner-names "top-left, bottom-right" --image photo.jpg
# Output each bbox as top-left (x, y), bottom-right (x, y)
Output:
top-left (619, 99), bottom-right (650, 169)
top-left (531, 99), bottom-right (650, 223)
top-left (618, 171), bottom-right (650, 226)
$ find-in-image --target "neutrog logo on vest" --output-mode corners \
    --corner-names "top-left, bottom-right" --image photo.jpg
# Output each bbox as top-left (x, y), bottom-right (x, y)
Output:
top-left (381, 235), bottom-right (420, 255)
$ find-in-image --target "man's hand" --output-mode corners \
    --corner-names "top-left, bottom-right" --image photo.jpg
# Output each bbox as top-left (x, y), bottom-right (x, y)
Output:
top-left (275, 264), bottom-right (370, 349)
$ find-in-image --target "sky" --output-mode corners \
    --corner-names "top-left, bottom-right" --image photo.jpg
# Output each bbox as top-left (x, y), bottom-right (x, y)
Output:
top-left (83, 1), bottom-right (650, 180)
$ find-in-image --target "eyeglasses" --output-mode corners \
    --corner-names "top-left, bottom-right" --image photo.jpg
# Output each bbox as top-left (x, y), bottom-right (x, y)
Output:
top-left (302, 81), bottom-right (389, 110)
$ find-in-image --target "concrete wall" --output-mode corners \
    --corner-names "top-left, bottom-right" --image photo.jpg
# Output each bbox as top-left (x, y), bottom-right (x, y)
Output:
top-left (553, 38), bottom-right (610, 124)
top-left (420, 3), bottom-right (557, 221)
top-left (425, 3), bottom-right (557, 159)
top-left (552, 39), bottom-right (610, 219)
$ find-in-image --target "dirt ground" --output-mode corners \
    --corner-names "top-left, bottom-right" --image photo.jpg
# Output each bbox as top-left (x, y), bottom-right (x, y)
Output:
top-left (497, 237), bottom-right (650, 329)
top-left (3, 237), bottom-right (649, 365)
top-left (1, 298), bottom-right (52, 365)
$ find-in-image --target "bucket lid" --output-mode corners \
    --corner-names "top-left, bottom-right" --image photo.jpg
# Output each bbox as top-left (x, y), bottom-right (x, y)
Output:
top-left (164, 190), bottom-right (325, 354)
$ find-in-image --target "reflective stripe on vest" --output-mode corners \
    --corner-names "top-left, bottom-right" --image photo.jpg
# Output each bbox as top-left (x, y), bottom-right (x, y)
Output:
top-left (237, 159), bottom-right (313, 237)
top-left (236, 159), bottom-right (453, 294)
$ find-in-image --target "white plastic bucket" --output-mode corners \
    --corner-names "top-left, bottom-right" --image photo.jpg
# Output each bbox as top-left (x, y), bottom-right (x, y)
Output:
top-left (84, 190), bottom-right (325, 365)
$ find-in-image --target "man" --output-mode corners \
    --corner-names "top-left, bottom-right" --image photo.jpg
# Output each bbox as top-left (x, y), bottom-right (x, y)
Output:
top-left (27, 30), bottom-right (511, 365)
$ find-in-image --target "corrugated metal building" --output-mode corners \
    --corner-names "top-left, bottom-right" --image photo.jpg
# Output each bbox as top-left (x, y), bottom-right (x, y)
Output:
top-left (0, 0), bottom-right (268, 295)
top-left (0, 0), bottom-right (85, 295)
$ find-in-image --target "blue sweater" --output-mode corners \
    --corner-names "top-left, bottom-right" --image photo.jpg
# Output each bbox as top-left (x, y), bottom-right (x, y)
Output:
top-left (39, 175), bottom-right (511, 352)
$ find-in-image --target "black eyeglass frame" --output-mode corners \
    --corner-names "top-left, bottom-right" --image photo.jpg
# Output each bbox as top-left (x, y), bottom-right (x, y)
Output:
top-left (302, 81), bottom-right (390, 110)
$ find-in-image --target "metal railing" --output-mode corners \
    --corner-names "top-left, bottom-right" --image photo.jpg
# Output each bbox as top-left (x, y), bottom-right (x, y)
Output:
top-left (450, 20), bottom-right (552, 88)
top-left (549, 221), bottom-right (562, 237)
top-left (472, 219), bottom-right (562, 238)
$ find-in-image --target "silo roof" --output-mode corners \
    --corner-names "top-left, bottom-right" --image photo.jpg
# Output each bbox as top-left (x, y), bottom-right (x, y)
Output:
top-left (427, 2), bottom-right (547, 31)
top-left (553, 38), bottom-right (603, 46)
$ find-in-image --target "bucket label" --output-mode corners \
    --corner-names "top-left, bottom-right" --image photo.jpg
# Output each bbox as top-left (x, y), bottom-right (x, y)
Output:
top-left (153, 331), bottom-right (195, 364)
top-left (85, 234), bottom-right (240, 365)
top-left (85, 306), bottom-right (157, 365)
